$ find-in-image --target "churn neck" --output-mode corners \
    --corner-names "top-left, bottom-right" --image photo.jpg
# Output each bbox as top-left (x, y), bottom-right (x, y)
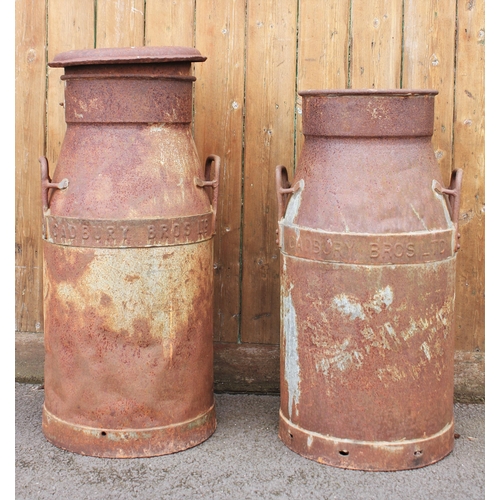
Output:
top-left (49, 47), bottom-right (206, 125)
top-left (299, 89), bottom-right (439, 138)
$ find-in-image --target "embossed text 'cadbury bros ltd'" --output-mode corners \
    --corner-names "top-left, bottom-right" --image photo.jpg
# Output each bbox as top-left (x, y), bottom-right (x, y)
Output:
top-left (40, 46), bottom-right (220, 458)
top-left (276, 89), bottom-right (462, 471)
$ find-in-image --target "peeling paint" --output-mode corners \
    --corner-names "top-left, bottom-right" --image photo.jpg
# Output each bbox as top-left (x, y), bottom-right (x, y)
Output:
top-left (384, 322), bottom-right (398, 342)
top-left (421, 341), bottom-right (432, 361)
top-left (401, 318), bottom-right (418, 341)
top-left (283, 285), bottom-right (300, 419)
top-left (283, 180), bottom-right (304, 226)
top-left (332, 294), bottom-right (366, 320)
top-left (316, 339), bottom-right (364, 374)
top-left (365, 285), bottom-right (393, 313)
top-left (377, 365), bottom-right (407, 383)
top-left (149, 123), bottom-right (165, 133)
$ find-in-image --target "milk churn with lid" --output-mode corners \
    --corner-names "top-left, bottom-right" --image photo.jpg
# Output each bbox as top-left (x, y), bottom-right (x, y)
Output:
top-left (276, 89), bottom-right (462, 471)
top-left (40, 46), bottom-right (220, 458)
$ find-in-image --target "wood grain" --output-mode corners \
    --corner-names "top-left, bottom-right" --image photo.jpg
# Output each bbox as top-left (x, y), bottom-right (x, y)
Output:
top-left (240, 0), bottom-right (298, 344)
top-left (296, 0), bottom-right (350, 167)
top-left (15, 0), bottom-right (47, 332)
top-left (350, 0), bottom-right (403, 89)
top-left (213, 343), bottom-right (280, 393)
top-left (194, 1), bottom-right (246, 342)
top-left (402, 0), bottom-right (457, 182)
top-left (46, 1), bottom-right (95, 173)
top-left (145, 0), bottom-right (195, 47)
top-left (453, 0), bottom-right (485, 352)
top-left (96, 0), bottom-right (145, 48)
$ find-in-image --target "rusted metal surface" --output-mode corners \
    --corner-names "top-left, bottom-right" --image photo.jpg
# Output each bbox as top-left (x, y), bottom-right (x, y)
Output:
top-left (40, 46), bottom-right (219, 458)
top-left (276, 89), bottom-right (463, 471)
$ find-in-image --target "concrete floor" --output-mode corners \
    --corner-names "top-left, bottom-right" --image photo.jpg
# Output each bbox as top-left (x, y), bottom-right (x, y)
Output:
top-left (16, 383), bottom-right (485, 500)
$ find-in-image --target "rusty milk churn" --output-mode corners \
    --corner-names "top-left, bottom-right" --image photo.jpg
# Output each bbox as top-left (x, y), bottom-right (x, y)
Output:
top-left (276, 89), bottom-right (463, 471)
top-left (40, 46), bottom-right (220, 458)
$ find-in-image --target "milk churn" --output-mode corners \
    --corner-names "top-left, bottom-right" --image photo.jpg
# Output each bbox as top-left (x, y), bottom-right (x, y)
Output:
top-left (40, 46), bottom-right (220, 458)
top-left (276, 89), bottom-right (463, 471)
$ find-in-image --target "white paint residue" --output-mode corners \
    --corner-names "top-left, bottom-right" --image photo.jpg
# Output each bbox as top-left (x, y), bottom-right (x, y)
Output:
top-left (332, 294), bottom-right (366, 321)
top-left (307, 435), bottom-right (313, 448)
top-left (283, 285), bottom-right (300, 420)
top-left (334, 352), bottom-right (349, 372)
top-left (437, 309), bottom-right (448, 326)
top-left (410, 203), bottom-right (429, 231)
top-left (361, 326), bottom-right (376, 342)
top-left (384, 322), bottom-right (398, 341)
top-left (316, 340), bottom-right (364, 375)
top-left (283, 180), bottom-right (304, 225)
top-left (162, 298), bottom-right (172, 360)
top-left (377, 365), bottom-right (407, 384)
top-left (401, 319), bottom-right (418, 341)
top-left (353, 351), bottom-right (364, 364)
top-left (149, 124), bottom-right (165, 133)
top-left (337, 208), bottom-right (350, 232)
top-left (421, 342), bottom-right (431, 361)
top-left (366, 285), bottom-right (393, 313)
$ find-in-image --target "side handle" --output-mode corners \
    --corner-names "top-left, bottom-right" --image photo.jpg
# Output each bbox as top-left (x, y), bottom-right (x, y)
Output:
top-left (275, 165), bottom-right (301, 247)
top-left (433, 169), bottom-right (463, 252)
top-left (196, 154), bottom-right (221, 235)
top-left (39, 156), bottom-right (68, 212)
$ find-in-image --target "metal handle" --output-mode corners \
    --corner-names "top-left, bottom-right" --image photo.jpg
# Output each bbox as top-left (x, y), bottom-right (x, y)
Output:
top-left (196, 154), bottom-right (221, 235)
top-left (433, 169), bottom-right (464, 252)
top-left (275, 165), bottom-right (301, 246)
top-left (39, 156), bottom-right (69, 212)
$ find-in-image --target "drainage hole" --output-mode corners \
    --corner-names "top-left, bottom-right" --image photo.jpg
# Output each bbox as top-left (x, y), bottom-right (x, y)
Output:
top-left (101, 431), bottom-right (107, 437)
top-left (288, 432), bottom-right (293, 439)
top-left (339, 450), bottom-right (349, 456)
top-left (414, 450), bottom-right (423, 457)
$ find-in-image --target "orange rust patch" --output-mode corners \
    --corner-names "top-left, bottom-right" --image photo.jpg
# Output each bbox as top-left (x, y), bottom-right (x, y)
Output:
top-left (100, 293), bottom-right (112, 306)
top-left (43, 242), bottom-right (95, 283)
top-left (125, 274), bottom-right (141, 283)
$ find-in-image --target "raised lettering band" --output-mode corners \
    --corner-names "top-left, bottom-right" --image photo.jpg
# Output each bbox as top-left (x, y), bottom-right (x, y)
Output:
top-left (280, 223), bottom-right (455, 264)
top-left (44, 213), bottom-right (214, 248)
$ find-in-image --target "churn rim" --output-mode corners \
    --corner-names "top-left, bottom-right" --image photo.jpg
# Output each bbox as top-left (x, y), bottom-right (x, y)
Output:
top-left (299, 89), bottom-right (438, 97)
top-left (49, 46), bottom-right (207, 67)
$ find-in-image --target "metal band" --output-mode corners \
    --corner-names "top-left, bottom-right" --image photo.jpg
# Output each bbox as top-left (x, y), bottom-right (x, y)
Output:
top-left (44, 213), bottom-right (214, 248)
top-left (280, 223), bottom-right (455, 264)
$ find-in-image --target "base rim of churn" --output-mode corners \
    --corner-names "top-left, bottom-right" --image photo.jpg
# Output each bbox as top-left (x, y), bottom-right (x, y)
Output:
top-left (41, 403), bottom-right (217, 459)
top-left (278, 410), bottom-right (454, 472)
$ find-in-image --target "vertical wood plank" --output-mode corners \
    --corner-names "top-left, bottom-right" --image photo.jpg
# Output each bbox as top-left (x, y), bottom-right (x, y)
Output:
top-left (15, 0), bottom-right (47, 332)
top-left (145, 0), bottom-right (195, 47)
top-left (350, 0), bottom-right (403, 88)
top-left (296, 0), bottom-right (350, 165)
top-left (96, 0), bottom-right (145, 48)
top-left (453, 0), bottom-right (485, 352)
top-left (241, 0), bottom-right (298, 344)
top-left (47, 1), bottom-right (95, 174)
top-left (402, 0), bottom-right (456, 181)
top-left (194, 1), bottom-right (246, 342)
top-left (297, 1), bottom-right (350, 91)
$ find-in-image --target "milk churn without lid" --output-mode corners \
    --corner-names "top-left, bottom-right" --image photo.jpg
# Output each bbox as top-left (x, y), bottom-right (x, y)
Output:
top-left (40, 46), bottom-right (220, 458)
top-left (276, 89), bottom-right (463, 471)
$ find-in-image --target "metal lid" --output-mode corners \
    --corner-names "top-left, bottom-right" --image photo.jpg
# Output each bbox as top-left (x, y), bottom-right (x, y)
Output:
top-left (49, 46), bottom-right (207, 67)
top-left (299, 89), bottom-right (438, 97)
